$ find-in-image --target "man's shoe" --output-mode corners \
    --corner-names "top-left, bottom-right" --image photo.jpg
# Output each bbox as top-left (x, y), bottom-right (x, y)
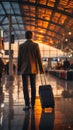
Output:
top-left (23, 106), bottom-right (30, 111)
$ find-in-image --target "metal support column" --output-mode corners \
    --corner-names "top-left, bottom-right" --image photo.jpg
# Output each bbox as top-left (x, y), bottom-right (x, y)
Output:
top-left (8, 14), bottom-right (14, 80)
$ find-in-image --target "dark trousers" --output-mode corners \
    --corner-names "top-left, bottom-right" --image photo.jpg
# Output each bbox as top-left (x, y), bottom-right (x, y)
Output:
top-left (22, 74), bottom-right (36, 106)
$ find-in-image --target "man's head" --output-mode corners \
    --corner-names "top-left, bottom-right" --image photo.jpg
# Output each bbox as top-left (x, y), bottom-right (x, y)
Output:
top-left (25, 31), bottom-right (32, 39)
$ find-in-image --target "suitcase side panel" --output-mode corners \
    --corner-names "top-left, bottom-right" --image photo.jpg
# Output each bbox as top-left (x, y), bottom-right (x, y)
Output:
top-left (39, 85), bottom-right (55, 108)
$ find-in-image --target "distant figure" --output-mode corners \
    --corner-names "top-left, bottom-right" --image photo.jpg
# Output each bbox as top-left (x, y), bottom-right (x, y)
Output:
top-left (0, 58), bottom-right (4, 81)
top-left (63, 58), bottom-right (70, 70)
top-left (70, 63), bottom-right (73, 70)
top-left (18, 30), bottom-right (44, 111)
top-left (55, 62), bottom-right (61, 70)
top-left (5, 61), bottom-right (16, 75)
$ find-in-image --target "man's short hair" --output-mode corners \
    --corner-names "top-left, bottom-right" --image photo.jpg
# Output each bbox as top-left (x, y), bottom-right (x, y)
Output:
top-left (25, 31), bottom-right (32, 39)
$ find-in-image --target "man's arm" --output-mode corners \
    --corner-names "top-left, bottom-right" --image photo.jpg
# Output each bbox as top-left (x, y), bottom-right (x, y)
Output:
top-left (36, 44), bottom-right (44, 74)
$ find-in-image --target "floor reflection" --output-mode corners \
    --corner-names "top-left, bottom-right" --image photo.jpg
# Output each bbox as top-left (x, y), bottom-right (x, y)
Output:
top-left (0, 74), bottom-right (73, 130)
top-left (39, 111), bottom-right (55, 130)
top-left (31, 111), bottom-right (36, 130)
top-left (0, 82), bottom-right (4, 127)
top-left (8, 81), bottom-right (14, 130)
top-left (22, 111), bottom-right (30, 130)
top-left (22, 110), bottom-right (36, 130)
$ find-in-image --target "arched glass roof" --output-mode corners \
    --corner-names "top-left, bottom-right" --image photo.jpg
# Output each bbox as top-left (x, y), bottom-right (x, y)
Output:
top-left (0, 0), bottom-right (73, 52)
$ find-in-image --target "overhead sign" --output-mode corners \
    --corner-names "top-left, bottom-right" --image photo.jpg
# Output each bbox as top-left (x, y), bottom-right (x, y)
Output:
top-left (5, 50), bottom-right (13, 55)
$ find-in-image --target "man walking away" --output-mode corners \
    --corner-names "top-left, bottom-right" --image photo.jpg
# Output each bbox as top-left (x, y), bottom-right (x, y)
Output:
top-left (18, 31), bottom-right (44, 111)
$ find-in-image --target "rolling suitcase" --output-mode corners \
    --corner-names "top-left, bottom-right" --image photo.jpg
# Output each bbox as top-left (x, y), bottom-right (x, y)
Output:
top-left (39, 75), bottom-right (55, 109)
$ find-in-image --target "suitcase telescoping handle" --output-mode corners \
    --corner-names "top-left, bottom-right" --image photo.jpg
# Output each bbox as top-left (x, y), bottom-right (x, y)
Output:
top-left (40, 74), bottom-right (46, 85)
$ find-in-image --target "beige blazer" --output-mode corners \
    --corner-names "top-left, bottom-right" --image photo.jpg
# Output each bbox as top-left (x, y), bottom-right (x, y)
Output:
top-left (18, 40), bottom-right (44, 74)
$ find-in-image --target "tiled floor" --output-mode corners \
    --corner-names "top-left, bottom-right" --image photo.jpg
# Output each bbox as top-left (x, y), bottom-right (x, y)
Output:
top-left (0, 73), bottom-right (73, 130)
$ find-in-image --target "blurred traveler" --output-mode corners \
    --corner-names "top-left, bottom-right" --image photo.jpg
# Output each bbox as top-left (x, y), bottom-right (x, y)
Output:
top-left (63, 58), bottom-right (70, 70)
top-left (5, 61), bottom-right (16, 75)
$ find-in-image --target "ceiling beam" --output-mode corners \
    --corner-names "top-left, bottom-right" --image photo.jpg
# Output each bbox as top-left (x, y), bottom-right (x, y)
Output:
top-left (0, 2), bottom-right (18, 39)
top-left (0, 1), bottom-right (73, 17)
top-left (20, 1), bottom-right (73, 18)
top-left (0, 13), bottom-right (64, 29)
top-left (2, 22), bottom-right (62, 37)
top-left (10, 2), bottom-right (24, 37)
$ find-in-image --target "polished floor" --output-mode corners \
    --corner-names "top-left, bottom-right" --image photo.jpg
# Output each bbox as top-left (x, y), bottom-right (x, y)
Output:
top-left (0, 73), bottom-right (73, 130)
